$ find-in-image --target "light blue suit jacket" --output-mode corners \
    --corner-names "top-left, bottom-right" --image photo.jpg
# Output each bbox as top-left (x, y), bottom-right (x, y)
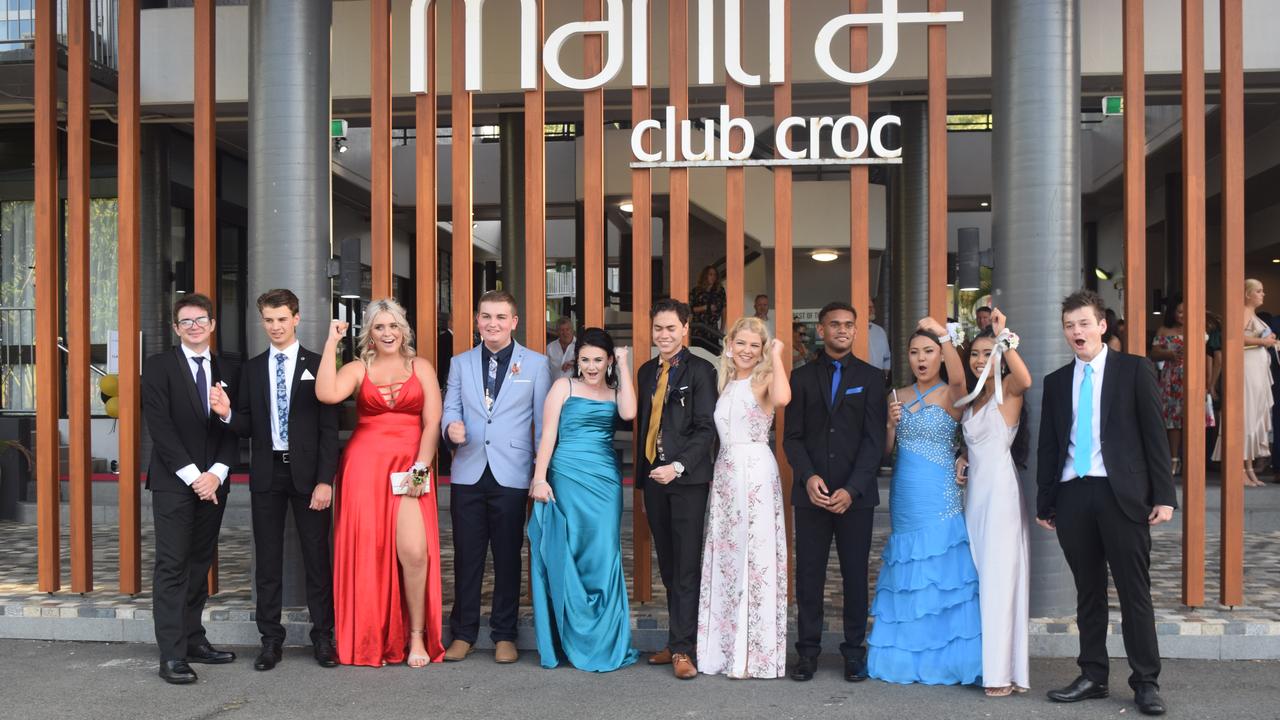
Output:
top-left (441, 341), bottom-right (551, 489)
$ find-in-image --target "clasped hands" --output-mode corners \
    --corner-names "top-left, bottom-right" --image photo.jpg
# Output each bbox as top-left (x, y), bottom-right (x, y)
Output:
top-left (805, 475), bottom-right (853, 514)
top-left (192, 472), bottom-right (221, 504)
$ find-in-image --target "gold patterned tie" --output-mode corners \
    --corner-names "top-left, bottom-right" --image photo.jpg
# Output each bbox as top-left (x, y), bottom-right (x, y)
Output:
top-left (644, 360), bottom-right (669, 463)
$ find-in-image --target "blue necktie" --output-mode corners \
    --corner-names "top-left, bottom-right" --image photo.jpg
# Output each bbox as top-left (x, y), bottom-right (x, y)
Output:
top-left (275, 353), bottom-right (289, 445)
top-left (193, 356), bottom-right (208, 417)
top-left (830, 360), bottom-right (843, 407)
top-left (1074, 364), bottom-right (1094, 479)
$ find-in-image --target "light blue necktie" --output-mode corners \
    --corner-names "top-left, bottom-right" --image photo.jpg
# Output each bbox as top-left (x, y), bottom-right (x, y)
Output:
top-left (275, 353), bottom-right (289, 445)
top-left (1074, 364), bottom-right (1094, 479)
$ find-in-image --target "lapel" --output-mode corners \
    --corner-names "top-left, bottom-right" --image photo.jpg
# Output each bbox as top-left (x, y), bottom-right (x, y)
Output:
top-left (289, 347), bottom-right (310, 408)
top-left (1056, 363), bottom-right (1074, 445)
top-left (1099, 351), bottom-right (1119, 437)
top-left (662, 350), bottom-right (690, 416)
top-left (489, 342), bottom-right (525, 416)
top-left (175, 346), bottom-right (206, 420)
top-left (469, 345), bottom-right (486, 412)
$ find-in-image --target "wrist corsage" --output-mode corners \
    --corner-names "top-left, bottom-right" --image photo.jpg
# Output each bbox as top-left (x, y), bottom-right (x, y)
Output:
top-left (409, 462), bottom-right (431, 488)
top-left (995, 329), bottom-right (1020, 352)
top-left (943, 324), bottom-right (964, 347)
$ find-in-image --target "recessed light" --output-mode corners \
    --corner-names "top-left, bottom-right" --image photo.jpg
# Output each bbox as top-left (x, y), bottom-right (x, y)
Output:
top-left (1272, 258), bottom-right (1280, 264)
top-left (979, 201), bottom-right (990, 208)
top-left (810, 249), bottom-right (838, 262)
top-left (618, 201), bottom-right (634, 214)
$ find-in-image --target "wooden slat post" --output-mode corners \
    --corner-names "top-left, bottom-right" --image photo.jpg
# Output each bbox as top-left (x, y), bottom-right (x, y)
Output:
top-left (117, 0), bottom-right (143, 594)
top-left (1122, 0), bottom-right (1147, 355)
top-left (724, 4), bottom-right (745, 327)
top-left (371, 0), bottom-right (394, 299)
top-left (774, 0), bottom-right (794, 597)
top-left (668, 0), bottom-right (689, 302)
top-left (1218, 0), bottom-right (1245, 607)
top-left (452, 0), bottom-right (474, 352)
top-left (850, 0), bottom-right (869, 359)
top-left (926, 0), bottom-right (949, 322)
top-left (34, 0), bottom-right (61, 593)
top-left (583, 0), bottom-right (605, 328)
top-left (1180, 0), bottom-right (1206, 608)
top-left (194, 0), bottom-right (218, 596)
top-left (524, 1), bottom-right (547, 353)
top-left (415, 7), bottom-right (437, 372)
top-left (630, 0), bottom-right (653, 603)
top-left (67, 0), bottom-right (93, 593)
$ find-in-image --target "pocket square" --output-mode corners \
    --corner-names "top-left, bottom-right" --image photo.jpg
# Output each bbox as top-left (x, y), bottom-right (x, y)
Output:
top-left (217, 380), bottom-right (229, 388)
top-left (513, 378), bottom-right (532, 384)
top-left (300, 368), bottom-right (315, 381)
top-left (845, 386), bottom-right (864, 395)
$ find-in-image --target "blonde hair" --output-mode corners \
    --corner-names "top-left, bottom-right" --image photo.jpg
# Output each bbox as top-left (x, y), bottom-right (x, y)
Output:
top-left (717, 316), bottom-right (775, 393)
top-left (357, 297), bottom-right (417, 367)
top-left (1246, 278), bottom-right (1263, 302)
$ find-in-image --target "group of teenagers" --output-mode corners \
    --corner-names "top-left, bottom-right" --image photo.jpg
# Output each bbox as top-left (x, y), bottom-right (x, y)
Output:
top-left (142, 285), bottom-right (1175, 717)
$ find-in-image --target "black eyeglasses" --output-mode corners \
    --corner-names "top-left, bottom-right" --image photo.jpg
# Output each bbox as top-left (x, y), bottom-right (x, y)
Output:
top-left (176, 316), bottom-right (212, 329)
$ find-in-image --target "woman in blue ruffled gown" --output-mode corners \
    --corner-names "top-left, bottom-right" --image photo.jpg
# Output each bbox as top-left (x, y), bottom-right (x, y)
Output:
top-left (527, 328), bottom-right (640, 672)
top-left (868, 317), bottom-right (982, 685)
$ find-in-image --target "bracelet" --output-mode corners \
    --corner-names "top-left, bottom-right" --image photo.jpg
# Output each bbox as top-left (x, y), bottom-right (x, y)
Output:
top-left (995, 329), bottom-right (1021, 352)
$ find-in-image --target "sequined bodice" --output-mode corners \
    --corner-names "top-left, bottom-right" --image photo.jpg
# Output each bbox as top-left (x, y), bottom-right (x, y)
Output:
top-left (897, 403), bottom-right (958, 476)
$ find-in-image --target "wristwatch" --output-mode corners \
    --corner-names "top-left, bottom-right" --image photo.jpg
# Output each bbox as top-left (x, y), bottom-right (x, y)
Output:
top-left (672, 461), bottom-right (685, 477)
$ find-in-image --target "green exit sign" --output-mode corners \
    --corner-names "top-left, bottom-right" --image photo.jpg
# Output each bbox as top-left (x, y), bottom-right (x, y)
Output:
top-left (330, 119), bottom-right (348, 139)
top-left (1101, 96), bottom-right (1124, 116)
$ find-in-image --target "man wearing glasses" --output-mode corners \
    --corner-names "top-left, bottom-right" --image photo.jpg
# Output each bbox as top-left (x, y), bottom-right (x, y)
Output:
top-left (141, 293), bottom-right (241, 684)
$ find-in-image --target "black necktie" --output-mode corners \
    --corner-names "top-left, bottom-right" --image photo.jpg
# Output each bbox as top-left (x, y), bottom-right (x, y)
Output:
top-left (193, 356), bottom-right (208, 417)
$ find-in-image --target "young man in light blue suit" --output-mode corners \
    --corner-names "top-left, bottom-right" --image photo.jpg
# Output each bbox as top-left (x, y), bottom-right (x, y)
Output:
top-left (441, 290), bottom-right (551, 664)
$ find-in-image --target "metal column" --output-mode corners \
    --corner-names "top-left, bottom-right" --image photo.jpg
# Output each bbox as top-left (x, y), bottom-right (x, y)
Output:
top-left (889, 101), bottom-right (929, 383)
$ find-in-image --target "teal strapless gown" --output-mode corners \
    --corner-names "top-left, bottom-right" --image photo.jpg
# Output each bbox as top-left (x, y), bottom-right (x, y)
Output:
top-left (528, 396), bottom-right (640, 672)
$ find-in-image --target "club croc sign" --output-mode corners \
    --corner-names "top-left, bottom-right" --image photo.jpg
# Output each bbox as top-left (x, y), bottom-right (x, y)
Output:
top-left (408, 0), bottom-right (962, 167)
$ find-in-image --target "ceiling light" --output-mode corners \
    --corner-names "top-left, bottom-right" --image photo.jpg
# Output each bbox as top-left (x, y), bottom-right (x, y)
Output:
top-left (810, 249), bottom-right (838, 262)
top-left (1095, 267), bottom-right (1113, 280)
top-left (1272, 258), bottom-right (1280, 264)
top-left (979, 200), bottom-right (989, 208)
top-left (618, 201), bottom-right (634, 214)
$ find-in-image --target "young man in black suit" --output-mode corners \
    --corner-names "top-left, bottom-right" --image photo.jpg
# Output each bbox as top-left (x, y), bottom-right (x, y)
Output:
top-left (783, 301), bottom-right (887, 683)
top-left (141, 293), bottom-right (240, 684)
top-left (1037, 290), bottom-right (1176, 716)
top-left (209, 289), bottom-right (339, 670)
top-left (634, 298), bottom-right (718, 680)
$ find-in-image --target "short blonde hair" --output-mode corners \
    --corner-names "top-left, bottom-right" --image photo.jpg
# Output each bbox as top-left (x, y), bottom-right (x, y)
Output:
top-left (357, 297), bottom-right (416, 367)
top-left (717, 316), bottom-right (775, 394)
top-left (1246, 278), bottom-right (1263, 301)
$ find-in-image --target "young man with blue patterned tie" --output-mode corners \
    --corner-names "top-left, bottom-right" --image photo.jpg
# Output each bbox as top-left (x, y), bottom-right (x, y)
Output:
top-left (1037, 290), bottom-right (1176, 716)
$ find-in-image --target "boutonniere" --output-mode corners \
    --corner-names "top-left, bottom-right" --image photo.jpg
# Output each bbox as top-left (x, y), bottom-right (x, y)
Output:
top-left (510, 362), bottom-right (521, 376)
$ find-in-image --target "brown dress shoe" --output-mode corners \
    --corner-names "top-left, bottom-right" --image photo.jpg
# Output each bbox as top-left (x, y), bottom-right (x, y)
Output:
top-left (494, 640), bottom-right (519, 664)
top-left (648, 647), bottom-right (673, 665)
top-left (443, 639), bottom-right (473, 662)
top-left (672, 653), bottom-right (697, 680)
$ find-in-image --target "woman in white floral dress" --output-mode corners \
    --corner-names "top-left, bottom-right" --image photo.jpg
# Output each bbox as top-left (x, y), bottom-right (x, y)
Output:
top-left (696, 317), bottom-right (791, 678)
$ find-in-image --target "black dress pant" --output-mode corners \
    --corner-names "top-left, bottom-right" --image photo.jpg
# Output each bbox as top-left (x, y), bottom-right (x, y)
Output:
top-left (794, 505), bottom-right (874, 661)
top-left (251, 456), bottom-right (334, 645)
top-left (449, 465), bottom-right (528, 644)
top-left (1055, 476), bottom-right (1161, 690)
top-left (643, 480), bottom-right (709, 656)
top-left (151, 486), bottom-right (227, 662)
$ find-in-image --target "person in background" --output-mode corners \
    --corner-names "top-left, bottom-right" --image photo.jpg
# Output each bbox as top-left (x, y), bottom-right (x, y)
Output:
top-left (1104, 309), bottom-right (1124, 353)
top-left (792, 323), bottom-right (812, 370)
top-left (437, 312), bottom-right (453, 389)
top-left (691, 265), bottom-right (727, 354)
top-left (753, 294), bottom-right (776, 337)
top-left (545, 317), bottom-right (577, 380)
top-left (1213, 279), bottom-right (1276, 487)
top-left (867, 298), bottom-right (892, 383)
top-left (975, 306), bottom-right (993, 333)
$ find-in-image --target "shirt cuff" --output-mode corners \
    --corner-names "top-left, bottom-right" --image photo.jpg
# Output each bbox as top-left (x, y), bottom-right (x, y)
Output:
top-left (218, 411), bottom-right (232, 424)
top-left (175, 464), bottom-right (201, 486)
top-left (208, 463), bottom-right (230, 484)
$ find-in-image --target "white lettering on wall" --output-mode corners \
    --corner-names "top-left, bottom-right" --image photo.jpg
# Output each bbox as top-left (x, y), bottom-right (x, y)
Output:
top-left (542, 0), bottom-right (625, 91)
top-left (815, 0), bottom-right (964, 85)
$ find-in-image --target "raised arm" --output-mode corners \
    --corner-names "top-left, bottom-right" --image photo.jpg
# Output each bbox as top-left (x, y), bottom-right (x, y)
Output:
top-left (991, 308), bottom-right (1032, 398)
top-left (529, 378), bottom-right (570, 503)
top-left (760, 338), bottom-right (791, 411)
top-left (614, 347), bottom-right (637, 421)
top-left (414, 359), bottom-right (443, 467)
top-left (316, 320), bottom-right (364, 404)
top-left (917, 317), bottom-right (967, 413)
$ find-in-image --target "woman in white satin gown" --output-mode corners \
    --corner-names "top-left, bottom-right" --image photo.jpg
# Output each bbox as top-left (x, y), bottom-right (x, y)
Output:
top-left (956, 308), bottom-right (1033, 697)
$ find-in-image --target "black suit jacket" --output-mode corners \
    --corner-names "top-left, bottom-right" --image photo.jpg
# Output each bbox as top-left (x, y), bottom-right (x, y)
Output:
top-left (228, 346), bottom-right (339, 494)
top-left (1036, 350), bottom-right (1178, 524)
top-left (634, 349), bottom-right (718, 488)
top-left (142, 347), bottom-right (240, 494)
top-left (783, 354), bottom-right (887, 510)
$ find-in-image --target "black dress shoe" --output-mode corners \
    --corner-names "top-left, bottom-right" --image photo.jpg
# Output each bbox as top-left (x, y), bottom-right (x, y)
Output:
top-left (313, 638), bottom-right (339, 668)
top-left (844, 658), bottom-right (869, 682)
top-left (186, 642), bottom-right (236, 665)
top-left (790, 656), bottom-right (818, 682)
top-left (159, 659), bottom-right (198, 685)
top-left (1047, 675), bottom-right (1109, 703)
top-left (1135, 685), bottom-right (1167, 716)
top-left (253, 642), bottom-right (282, 671)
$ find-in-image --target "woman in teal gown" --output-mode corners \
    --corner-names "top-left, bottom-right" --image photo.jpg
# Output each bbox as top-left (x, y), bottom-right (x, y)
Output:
top-left (868, 318), bottom-right (983, 685)
top-left (527, 328), bottom-right (640, 672)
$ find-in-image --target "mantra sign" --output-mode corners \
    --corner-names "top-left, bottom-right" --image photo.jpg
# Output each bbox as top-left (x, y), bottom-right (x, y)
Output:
top-left (408, 0), bottom-right (962, 166)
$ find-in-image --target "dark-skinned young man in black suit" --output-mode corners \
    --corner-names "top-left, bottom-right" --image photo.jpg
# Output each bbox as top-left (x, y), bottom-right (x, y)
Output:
top-left (783, 301), bottom-right (887, 683)
top-left (209, 289), bottom-right (339, 671)
top-left (634, 298), bottom-right (718, 680)
top-left (142, 293), bottom-right (240, 684)
top-left (1037, 290), bottom-right (1176, 716)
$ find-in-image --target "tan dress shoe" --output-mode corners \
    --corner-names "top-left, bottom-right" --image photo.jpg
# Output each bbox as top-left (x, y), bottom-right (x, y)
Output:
top-left (647, 647), bottom-right (673, 665)
top-left (494, 640), bottom-right (519, 664)
top-left (443, 639), bottom-right (473, 662)
top-left (672, 653), bottom-right (697, 680)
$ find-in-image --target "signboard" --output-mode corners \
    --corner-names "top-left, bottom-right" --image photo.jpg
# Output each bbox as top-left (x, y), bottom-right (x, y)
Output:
top-left (1101, 95), bottom-right (1124, 116)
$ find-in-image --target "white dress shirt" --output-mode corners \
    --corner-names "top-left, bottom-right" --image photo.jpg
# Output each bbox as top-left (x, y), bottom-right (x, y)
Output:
top-left (177, 344), bottom-right (229, 486)
top-left (1061, 345), bottom-right (1109, 482)
top-left (546, 339), bottom-right (576, 379)
top-left (268, 341), bottom-right (299, 451)
top-left (867, 322), bottom-right (892, 371)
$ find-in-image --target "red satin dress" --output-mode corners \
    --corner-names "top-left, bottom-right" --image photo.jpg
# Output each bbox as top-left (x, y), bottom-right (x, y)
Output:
top-left (333, 372), bottom-right (445, 666)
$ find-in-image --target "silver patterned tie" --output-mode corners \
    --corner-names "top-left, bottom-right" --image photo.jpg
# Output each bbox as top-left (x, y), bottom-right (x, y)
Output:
top-left (276, 353), bottom-right (289, 445)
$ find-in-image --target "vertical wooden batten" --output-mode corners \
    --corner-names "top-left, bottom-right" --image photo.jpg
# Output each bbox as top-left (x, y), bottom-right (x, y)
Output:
top-left (1218, 0), bottom-right (1245, 607)
top-left (117, 0), bottom-right (143, 594)
top-left (1180, 0), bottom-right (1206, 608)
top-left (524, 1), bottom-right (547, 353)
top-left (66, 0), bottom-right (93, 593)
top-left (33, 0), bottom-right (60, 593)
top-left (926, 0), bottom-right (948, 322)
top-left (849, 0), bottom-right (869, 359)
top-left (723, 3), bottom-right (745, 326)
top-left (583, 0), bottom-right (605, 328)
top-left (629, 0), bottom-right (653, 603)
top-left (451, 0), bottom-right (474, 351)
top-left (415, 6), bottom-right (438, 370)
top-left (193, 0), bottom-right (218, 595)
top-left (371, 0), bottom-right (394, 299)
top-left (1122, 0), bottom-right (1147, 355)
top-left (668, 0), bottom-right (689, 302)
top-left (774, 0), bottom-right (794, 594)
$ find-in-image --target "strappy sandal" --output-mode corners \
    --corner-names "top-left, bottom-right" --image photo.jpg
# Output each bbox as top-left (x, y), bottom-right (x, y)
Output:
top-left (407, 629), bottom-right (429, 668)
top-left (984, 685), bottom-right (1015, 697)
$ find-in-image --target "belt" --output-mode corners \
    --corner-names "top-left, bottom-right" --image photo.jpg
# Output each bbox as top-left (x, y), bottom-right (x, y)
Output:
top-left (273, 450), bottom-right (290, 464)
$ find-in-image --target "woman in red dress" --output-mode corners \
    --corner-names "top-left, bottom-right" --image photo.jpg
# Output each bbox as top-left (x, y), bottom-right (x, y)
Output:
top-left (316, 298), bottom-right (445, 667)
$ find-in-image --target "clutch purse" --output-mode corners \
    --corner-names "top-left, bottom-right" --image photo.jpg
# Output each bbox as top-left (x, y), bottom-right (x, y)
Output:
top-left (390, 466), bottom-right (432, 496)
